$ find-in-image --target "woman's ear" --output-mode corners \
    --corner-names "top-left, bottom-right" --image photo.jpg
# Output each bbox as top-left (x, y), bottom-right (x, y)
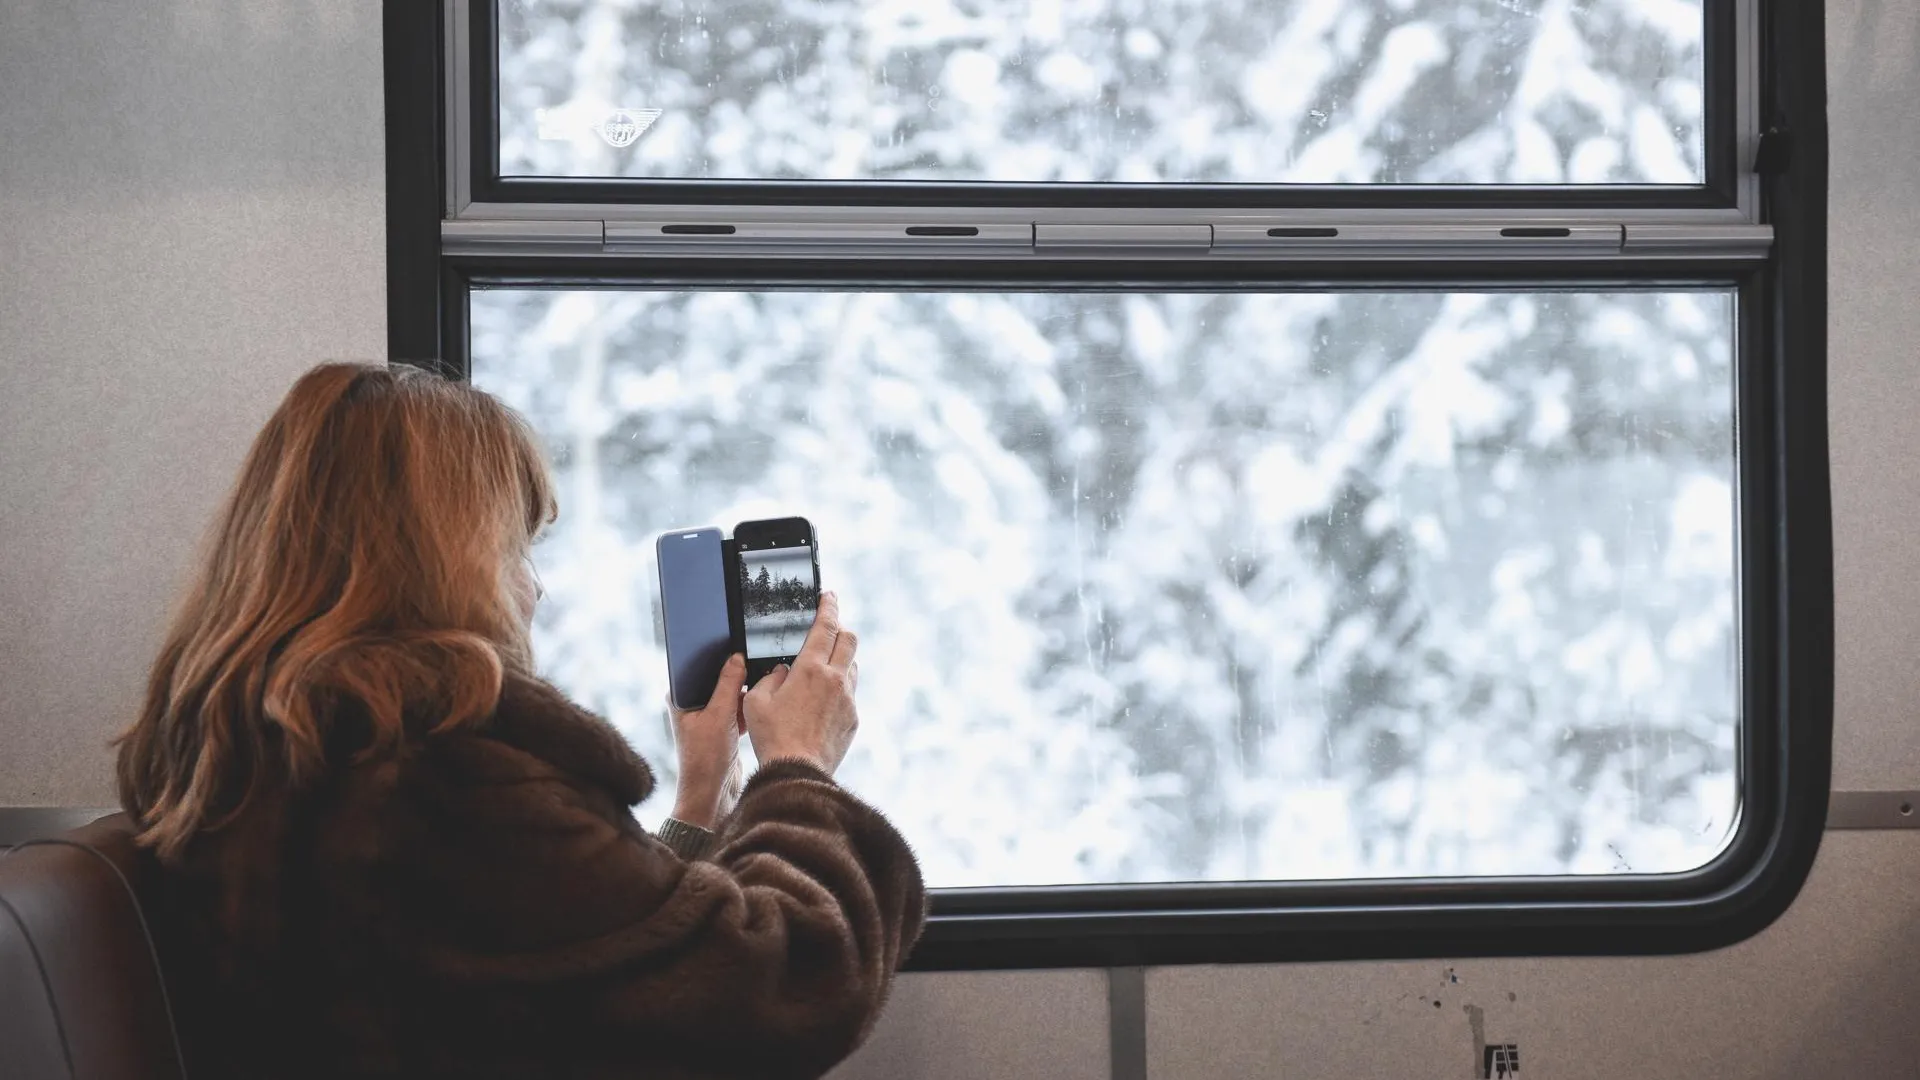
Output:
top-left (506, 551), bottom-right (542, 626)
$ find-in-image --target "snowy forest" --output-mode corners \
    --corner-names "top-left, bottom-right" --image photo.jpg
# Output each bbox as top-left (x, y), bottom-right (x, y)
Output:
top-left (739, 554), bottom-right (816, 617)
top-left (473, 0), bottom-right (1735, 889)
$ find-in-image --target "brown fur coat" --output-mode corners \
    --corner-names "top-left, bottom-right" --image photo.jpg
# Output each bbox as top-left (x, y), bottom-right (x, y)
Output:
top-left (145, 675), bottom-right (928, 1079)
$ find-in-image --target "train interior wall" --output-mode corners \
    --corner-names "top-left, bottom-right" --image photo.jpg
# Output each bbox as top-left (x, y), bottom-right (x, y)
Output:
top-left (2, 2), bottom-right (1914, 1075)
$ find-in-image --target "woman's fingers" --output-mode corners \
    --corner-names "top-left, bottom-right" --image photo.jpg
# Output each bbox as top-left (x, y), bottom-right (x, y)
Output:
top-left (667, 655), bottom-right (745, 726)
top-left (796, 591), bottom-right (841, 667)
top-left (711, 653), bottom-right (746, 708)
top-left (754, 663), bottom-right (793, 697)
top-left (709, 653), bottom-right (747, 731)
top-left (828, 628), bottom-right (859, 671)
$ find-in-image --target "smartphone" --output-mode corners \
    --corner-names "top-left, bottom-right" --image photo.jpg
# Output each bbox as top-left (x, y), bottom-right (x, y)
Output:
top-left (655, 526), bottom-right (735, 711)
top-left (731, 516), bottom-right (821, 688)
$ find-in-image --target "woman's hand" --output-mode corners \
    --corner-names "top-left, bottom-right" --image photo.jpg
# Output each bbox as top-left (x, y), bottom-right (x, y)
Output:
top-left (669, 653), bottom-right (748, 829)
top-left (744, 591), bottom-right (860, 776)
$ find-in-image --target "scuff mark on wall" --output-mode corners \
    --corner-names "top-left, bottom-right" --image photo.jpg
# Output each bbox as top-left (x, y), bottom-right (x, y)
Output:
top-left (1464, 1003), bottom-right (1487, 1079)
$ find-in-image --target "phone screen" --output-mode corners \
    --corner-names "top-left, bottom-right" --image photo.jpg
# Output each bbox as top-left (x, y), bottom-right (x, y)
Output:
top-left (737, 542), bottom-right (820, 660)
top-left (656, 527), bottom-right (733, 710)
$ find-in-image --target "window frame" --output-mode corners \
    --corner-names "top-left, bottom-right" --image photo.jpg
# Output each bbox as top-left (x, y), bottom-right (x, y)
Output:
top-left (384, 0), bottom-right (1831, 971)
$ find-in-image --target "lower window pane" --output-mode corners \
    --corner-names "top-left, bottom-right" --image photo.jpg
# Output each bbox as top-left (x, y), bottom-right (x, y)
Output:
top-left (471, 287), bottom-right (1739, 889)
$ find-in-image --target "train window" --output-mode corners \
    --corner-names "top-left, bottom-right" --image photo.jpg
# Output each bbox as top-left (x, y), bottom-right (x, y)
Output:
top-left (492, 0), bottom-right (1708, 186)
top-left (471, 286), bottom-right (1739, 888)
top-left (388, 0), bottom-right (1828, 966)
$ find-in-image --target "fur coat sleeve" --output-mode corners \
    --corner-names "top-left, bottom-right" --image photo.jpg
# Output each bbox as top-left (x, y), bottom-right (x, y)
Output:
top-left (163, 673), bottom-right (929, 1080)
top-left (390, 676), bottom-right (927, 1076)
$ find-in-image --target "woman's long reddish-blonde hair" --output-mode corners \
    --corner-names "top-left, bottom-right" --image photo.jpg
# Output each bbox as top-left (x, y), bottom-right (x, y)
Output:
top-left (116, 363), bottom-right (556, 859)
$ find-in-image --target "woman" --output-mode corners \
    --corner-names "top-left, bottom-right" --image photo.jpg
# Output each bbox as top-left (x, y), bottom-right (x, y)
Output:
top-left (115, 363), bottom-right (926, 1079)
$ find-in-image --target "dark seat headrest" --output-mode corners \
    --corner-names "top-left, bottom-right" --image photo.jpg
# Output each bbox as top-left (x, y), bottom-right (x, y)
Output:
top-left (0, 812), bottom-right (188, 1080)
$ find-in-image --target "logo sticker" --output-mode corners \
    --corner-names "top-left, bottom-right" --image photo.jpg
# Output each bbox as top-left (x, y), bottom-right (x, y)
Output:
top-left (594, 108), bottom-right (662, 148)
top-left (535, 106), bottom-right (663, 147)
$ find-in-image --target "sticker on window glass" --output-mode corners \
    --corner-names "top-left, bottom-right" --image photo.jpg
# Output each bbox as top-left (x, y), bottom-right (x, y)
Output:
top-left (535, 104), bottom-right (661, 148)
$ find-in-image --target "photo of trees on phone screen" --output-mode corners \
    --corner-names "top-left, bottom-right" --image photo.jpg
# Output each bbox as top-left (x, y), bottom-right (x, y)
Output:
top-left (738, 546), bottom-right (817, 659)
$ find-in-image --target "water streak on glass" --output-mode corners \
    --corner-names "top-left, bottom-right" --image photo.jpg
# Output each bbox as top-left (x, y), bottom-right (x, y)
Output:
top-left (472, 288), bottom-right (1739, 888)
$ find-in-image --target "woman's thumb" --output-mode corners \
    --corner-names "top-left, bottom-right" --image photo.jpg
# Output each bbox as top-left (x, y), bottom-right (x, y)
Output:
top-left (714, 653), bottom-right (747, 702)
top-left (712, 654), bottom-right (748, 733)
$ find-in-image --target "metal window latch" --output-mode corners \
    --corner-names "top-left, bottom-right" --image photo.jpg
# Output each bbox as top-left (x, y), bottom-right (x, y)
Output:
top-left (602, 221), bottom-right (1034, 251)
top-left (442, 216), bottom-right (1771, 261)
top-left (443, 218), bottom-right (1034, 255)
top-left (1211, 223), bottom-right (1624, 255)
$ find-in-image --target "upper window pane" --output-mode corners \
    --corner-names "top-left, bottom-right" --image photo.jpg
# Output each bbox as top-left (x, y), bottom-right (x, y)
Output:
top-left (471, 285), bottom-right (1738, 889)
top-left (495, 0), bottom-right (1706, 185)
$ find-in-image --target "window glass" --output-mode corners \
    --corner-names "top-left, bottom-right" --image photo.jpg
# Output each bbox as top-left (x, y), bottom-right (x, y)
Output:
top-left (496, 0), bottom-right (1706, 185)
top-left (471, 287), bottom-right (1738, 888)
